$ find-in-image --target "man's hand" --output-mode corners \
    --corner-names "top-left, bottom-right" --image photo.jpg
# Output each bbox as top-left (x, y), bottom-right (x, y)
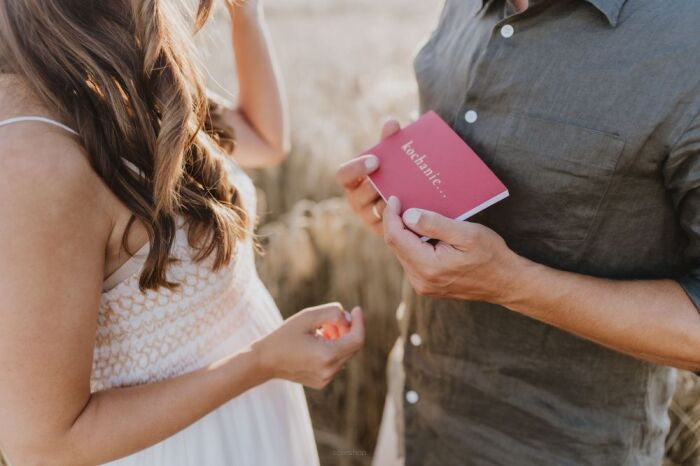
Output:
top-left (383, 196), bottom-right (700, 372)
top-left (382, 195), bottom-right (526, 303)
top-left (336, 120), bottom-right (401, 235)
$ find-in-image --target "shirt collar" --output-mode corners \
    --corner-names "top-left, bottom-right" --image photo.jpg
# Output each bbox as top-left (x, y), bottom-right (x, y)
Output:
top-left (483, 0), bottom-right (627, 27)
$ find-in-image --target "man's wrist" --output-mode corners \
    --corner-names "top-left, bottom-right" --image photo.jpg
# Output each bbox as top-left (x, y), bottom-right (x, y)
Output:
top-left (494, 253), bottom-right (543, 311)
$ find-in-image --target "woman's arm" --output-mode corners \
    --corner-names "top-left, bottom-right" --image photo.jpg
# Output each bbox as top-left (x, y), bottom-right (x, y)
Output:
top-left (64, 303), bottom-right (362, 466)
top-left (0, 134), bottom-right (363, 465)
top-left (64, 349), bottom-right (265, 465)
top-left (221, 1), bottom-right (290, 168)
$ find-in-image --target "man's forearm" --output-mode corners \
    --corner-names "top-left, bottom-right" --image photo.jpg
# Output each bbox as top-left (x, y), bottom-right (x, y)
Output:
top-left (503, 257), bottom-right (700, 370)
top-left (381, 180), bottom-right (700, 369)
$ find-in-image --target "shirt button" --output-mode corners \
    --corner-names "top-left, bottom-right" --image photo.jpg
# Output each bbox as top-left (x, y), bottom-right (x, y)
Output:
top-left (406, 390), bottom-right (420, 404)
top-left (464, 110), bottom-right (478, 124)
top-left (410, 333), bottom-right (422, 347)
top-left (500, 24), bottom-right (514, 38)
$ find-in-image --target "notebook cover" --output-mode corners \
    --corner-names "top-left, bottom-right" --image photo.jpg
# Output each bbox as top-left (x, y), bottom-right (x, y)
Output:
top-left (364, 111), bottom-right (508, 230)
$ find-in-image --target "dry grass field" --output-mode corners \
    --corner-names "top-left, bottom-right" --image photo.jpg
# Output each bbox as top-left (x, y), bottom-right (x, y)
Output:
top-left (2, 1), bottom-right (699, 466)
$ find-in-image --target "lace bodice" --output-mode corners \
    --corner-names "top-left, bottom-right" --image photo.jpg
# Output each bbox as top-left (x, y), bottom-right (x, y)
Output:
top-left (92, 159), bottom-right (267, 391)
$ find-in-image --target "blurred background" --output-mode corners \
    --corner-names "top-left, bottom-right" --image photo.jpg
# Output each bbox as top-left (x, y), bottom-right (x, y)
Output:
top-left (194, 1), bottom-right (700, 465)
top-left (2, 1), bottom-right (698, 465)
top-left (196, 0), bottom-right (432, 463)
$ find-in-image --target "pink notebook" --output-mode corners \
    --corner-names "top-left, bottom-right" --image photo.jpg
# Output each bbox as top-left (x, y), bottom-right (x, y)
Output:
top-left (364, 111), bottom-right (508, 235)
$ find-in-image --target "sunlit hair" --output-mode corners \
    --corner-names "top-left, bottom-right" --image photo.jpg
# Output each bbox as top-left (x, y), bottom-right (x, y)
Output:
top-left (0, 0), bottom-right (248, 290)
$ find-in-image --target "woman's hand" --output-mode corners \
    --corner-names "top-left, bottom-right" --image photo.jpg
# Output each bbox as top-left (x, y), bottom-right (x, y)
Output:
top-left (252, 303), bottom-right (365, 389)
top-left (336, 120), bottom-right (401, 236)
top-left (226, 0), bottom-right (258, 12)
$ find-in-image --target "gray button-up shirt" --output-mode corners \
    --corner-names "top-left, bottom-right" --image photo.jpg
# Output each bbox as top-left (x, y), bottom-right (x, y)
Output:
top-left (387, 0), bottom-right (700, 465)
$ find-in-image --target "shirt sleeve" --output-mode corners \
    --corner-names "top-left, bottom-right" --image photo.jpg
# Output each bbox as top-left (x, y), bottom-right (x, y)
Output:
top-left (664, 112), bottom-right (700, 310)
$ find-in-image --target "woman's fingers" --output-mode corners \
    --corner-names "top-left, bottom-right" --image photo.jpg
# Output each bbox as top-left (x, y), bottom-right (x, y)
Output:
top-left (317, 307), bottom-right (364, 358)
top-left (307, 307), bottom-right (364, 389)
top-left (297, 302), bottom-right (345, 327)
top-left (331, 307), bottom-right (365, 358)
top-left (318, 316), bottom-right (351, 340)
top-left (265, 304), bottom-right (363, 389)
top-left (297, 302), bottom-right (352, 341)
top-left (319, 323), bottom-right (341, 340)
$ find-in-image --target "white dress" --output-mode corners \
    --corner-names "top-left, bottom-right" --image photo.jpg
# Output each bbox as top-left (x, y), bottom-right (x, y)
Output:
top-left (0, 116), bottom-right (320, 466)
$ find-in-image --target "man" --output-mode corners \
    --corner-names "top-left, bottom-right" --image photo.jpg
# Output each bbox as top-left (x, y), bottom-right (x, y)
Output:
top-left (337, 0), bottom-right (700, 465)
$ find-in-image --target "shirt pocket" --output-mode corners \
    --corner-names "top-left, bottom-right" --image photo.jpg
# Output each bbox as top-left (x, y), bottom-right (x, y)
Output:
top-left (491, 114), bottom-right (626, 242)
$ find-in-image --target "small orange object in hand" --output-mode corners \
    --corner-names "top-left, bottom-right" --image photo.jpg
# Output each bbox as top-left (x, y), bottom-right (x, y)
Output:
top-left (315, 311), bottom-right (353, 341)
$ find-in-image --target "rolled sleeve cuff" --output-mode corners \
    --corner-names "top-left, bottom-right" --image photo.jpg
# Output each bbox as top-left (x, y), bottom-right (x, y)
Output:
top-left (678, 269), bottom-right (700, 311)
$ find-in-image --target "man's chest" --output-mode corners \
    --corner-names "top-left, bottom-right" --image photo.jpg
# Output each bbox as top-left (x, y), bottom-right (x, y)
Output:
top-left (414, 0), bottom-right (698, 269)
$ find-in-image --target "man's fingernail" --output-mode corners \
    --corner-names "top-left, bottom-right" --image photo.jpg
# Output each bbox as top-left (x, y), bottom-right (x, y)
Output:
top-left (403, 209), bottom-right (422, 226)
top-left (344, 311), bottom-right (352, 322)
top-left (364, 155), bottom-right (379, 171)
top-left (388, 196), bottom-right (399, 210)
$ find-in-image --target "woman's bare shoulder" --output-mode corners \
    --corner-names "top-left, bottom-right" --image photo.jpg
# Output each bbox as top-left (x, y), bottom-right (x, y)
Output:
top-left (0, 76), bottom-right (112, 239)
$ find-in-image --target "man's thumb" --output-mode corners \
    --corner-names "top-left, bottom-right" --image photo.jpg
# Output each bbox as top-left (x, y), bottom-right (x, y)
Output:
top-left (402, 208), bottom-right (474, 245)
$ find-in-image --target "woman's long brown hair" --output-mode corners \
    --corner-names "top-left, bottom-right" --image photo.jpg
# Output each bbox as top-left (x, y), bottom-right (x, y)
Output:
top-left (0, 0), bottom-right (248, 290)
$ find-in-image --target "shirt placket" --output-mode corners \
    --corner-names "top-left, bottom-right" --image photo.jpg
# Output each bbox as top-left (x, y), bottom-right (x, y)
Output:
top-left (452, 6), bottom-right (534, 144)
top-left (402, 0), bottom-right (551, 417)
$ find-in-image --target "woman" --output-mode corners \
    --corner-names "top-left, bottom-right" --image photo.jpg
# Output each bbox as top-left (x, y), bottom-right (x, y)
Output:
top-left (0, 0), bottom-right (364, 465)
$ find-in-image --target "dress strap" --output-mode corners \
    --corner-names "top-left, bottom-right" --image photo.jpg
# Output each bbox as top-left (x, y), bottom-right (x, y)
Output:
top-left (0, 115), bottom-right (146, 177)
top-left (0, 115), bottom-right (78, 136)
